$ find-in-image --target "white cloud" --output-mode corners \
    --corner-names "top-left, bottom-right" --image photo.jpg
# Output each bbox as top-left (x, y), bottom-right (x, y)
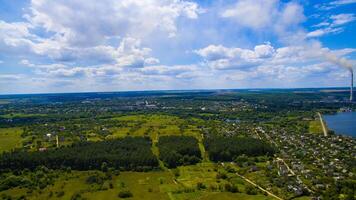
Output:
top-left (220, 0), bottom-right (305, 41)
top-left (140, 64), bottom-right (197, 76)
top-left (19, 59), bottom-right (35, 67)
top-left (196, 42), bottom-right (356, 82)
top-left (0, 20), bottom-right (159, 68)
top-left (195, 43), bottom-right (275, 69)
top-left (0, 0), bottom-right (200, 77)
top-left (315, 0), bottom-right (356, 10)
top-left (1, 0), bottom-right (356, 93)
top-left (306, 27), bottom-right (343, 38)
top-left (0, 74), bottom-right (24, 81)
top-left (0, 20), bottom-right (35, 54)
top-left (307, 13), bottom-right (355, 38)
top-left (329, 0), bottom-right (356, 5)
top-left (330, 14), bottom-right (356, 26)
top-left (26, 0), bottom-right (201, 44)
top-left (221, 0), bottom-right (278, 29)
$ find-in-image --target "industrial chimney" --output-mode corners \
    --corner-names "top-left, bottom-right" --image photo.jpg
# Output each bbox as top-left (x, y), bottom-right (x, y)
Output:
top-left (351, 70), bottom-right (354, 102)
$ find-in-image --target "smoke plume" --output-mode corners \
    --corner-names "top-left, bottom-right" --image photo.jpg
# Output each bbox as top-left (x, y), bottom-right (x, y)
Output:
top-left (323, 51), bottom-right (354, 72)
top-left (321, 50), bottom-right (354, 101)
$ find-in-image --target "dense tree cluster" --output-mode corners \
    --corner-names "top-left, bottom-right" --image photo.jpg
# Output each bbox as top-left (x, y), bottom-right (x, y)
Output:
top-left (158, 136), bottom-right (201, 168)
top-left (204, 136), bottom-right (275, 162)
top-left (322, 180), bottom-right (355, 200)
top-left (0, 137), bottom-right (159, 171)
top-left (0, 166), bottom-right (58, 191)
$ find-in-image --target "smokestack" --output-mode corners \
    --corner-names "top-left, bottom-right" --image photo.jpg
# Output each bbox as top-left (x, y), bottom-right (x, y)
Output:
top-left (351, 70), bottom-right (354, 102)
top-left (321, 51), bottom-right (354, 102)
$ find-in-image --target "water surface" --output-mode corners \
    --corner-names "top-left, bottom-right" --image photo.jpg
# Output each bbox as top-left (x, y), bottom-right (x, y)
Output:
top-left (324, 112), bottom-right (356, 137)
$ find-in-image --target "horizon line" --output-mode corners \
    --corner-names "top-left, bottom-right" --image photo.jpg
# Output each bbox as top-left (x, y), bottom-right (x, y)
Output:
top-left (0, 86), bottom-right (353, 96)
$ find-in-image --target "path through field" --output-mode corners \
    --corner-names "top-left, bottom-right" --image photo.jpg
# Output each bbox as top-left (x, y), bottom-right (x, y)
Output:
top-left (318, 112), bottom-right (328, 137)
top-left (235, 173), bottom-right (284, 200)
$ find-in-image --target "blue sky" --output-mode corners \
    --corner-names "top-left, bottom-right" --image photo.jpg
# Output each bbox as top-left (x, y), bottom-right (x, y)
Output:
top-left (0, 0), bottom-right (355, 94)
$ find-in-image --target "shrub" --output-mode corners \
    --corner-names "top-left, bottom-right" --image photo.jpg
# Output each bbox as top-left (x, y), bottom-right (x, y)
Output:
top-left (245, 185), bottom-right (258, 195)
top-left (118, 190), bottom-right (133, 198)
top-left (86, 174), bottom-right (103, 185)
top-left (216, 172), bottom-right (228, 179)
top-left (196, 182), bottom-right (206, 190)
top-left (56, 191), bottom-right (65, 197)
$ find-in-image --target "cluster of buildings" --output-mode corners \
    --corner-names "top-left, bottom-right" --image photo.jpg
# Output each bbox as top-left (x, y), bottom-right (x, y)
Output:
top-left (257, 126), bottom-right (355, 194)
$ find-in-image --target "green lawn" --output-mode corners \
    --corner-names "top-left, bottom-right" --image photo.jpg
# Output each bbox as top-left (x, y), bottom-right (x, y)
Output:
top-left (309, 120), bottom-right (323, 134)
top-left (0, 127), bottom-right (23, 153)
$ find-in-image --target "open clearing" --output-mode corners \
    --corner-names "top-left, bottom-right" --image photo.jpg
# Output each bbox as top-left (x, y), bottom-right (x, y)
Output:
top-left (109, 114), bottom-right (202, 140)
top-left (309, 119), bottom-right (323, 134)
top-left (0, 127), bottom-right (23, 153)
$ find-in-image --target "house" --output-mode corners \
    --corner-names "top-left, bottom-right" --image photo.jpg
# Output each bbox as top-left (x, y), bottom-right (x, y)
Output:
top-left (39, 147), bottom-right (47, 152)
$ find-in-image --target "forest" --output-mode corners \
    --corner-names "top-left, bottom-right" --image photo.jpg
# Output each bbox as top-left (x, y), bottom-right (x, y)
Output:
top-left (0, 137), bottom-right (159, 171)
top-left (158, 136), bottom-right (201, 168)
top-left (204, 136), bottom-right (276, 162)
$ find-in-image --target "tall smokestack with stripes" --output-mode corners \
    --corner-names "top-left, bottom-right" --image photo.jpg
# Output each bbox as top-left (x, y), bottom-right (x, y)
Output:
top-left (351, 69), bottom-right (354, 102)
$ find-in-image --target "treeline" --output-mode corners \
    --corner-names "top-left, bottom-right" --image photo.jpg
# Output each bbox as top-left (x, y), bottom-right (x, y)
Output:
top-left (0, 137), bottom-right (159, 171)
top-left (158, 136), bottom-right (201, 168)
top-left (204, 136), bottom-right (275, 162)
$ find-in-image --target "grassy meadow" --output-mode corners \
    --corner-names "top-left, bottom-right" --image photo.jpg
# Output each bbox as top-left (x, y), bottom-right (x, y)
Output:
top-left (0, 128), bottom-right (23, 153)
top-left (0, 165), bottom-right (275, 200)
top-left (108, 114), bottom-right (202, 140)
top-left (309, 120), bottom-right (323, 134)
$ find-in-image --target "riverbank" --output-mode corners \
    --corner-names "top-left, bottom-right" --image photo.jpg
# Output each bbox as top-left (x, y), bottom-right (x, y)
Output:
top-left (318, 112), bottom-right (328, 137)
top-left (323, 112), bottom-right (356, 137)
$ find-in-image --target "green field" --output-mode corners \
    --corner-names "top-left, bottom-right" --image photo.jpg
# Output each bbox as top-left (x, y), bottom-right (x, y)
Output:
top-left (0, 100), bottom-right (10, 105)
top-left (309, 120), bottom-right (323, 134)
top-left (0, 128), bottom-right (23, 153)
top-left (0, 113), bottom-right (46, 118)
top-left (0, 168), bottom-right (277, 200)
top-left (198, 193), bottom-right (272, 200)
top-left (110, 114), bottom-right (201, 140)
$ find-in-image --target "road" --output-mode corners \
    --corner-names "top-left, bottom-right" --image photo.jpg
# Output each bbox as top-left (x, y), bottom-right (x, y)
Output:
top-left (256, 127), bottom-right (315, 195)
top-left (235, 173), bottom-right (284, 200)
top-left (318, 112), bottom-right (328, 137)
top-left (276, 157), bottom-right (314, 194)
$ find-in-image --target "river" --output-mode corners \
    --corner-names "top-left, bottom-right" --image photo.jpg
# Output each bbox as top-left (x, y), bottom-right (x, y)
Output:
top-left (323, 112), bottom-right (356, 137)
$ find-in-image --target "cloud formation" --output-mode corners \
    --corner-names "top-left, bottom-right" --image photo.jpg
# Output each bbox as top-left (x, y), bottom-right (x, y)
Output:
top-left (196, 42), bottom-right (355, 82)
top-left (308, 13), bottom-right (356, 37)
top-left (0, 0), bottom-right (355, 93)
top-left (315, 0), bottom-right (356, 10)
top-left (220, 0), bottom-right (305, 41)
